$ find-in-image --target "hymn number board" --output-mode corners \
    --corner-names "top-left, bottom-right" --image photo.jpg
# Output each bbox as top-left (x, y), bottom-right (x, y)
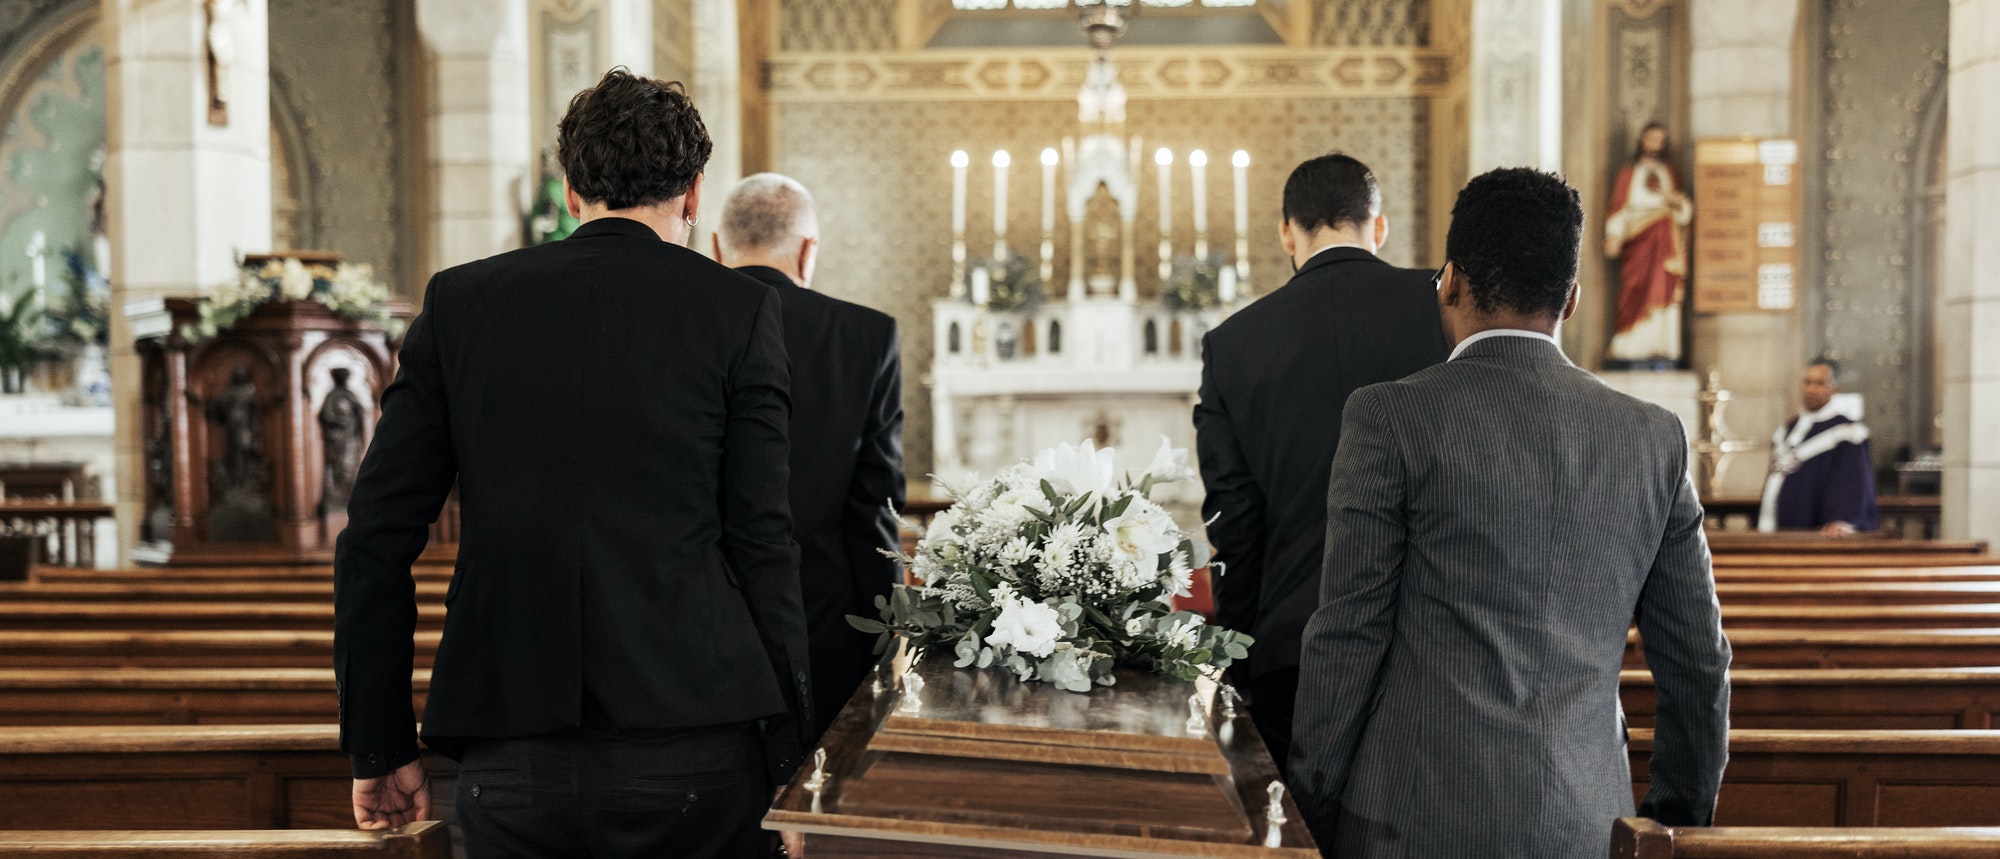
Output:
top-left (1693, 138), bottom-right (1801, 313)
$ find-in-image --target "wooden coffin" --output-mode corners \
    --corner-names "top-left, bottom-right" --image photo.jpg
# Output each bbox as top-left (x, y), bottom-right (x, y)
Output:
top-left (765, 649), bottom-right (1317, 858)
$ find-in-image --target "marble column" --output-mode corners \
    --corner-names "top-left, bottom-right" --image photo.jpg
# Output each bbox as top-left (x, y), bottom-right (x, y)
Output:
top-left (1684, 0), bottom-right (1800, 497)
top-left (101, 0), bottom-right (274, 562)
top-left (690, 0), bottom-right (742, 256)
top-left (605, 0), bottom-right (654, 74)
top-left (1941, 0), bottom-right (2000, 541)
top-left (416, 0), bottom-right (532, 273)
top-left (1467, 0), bottom-right (1564, 174)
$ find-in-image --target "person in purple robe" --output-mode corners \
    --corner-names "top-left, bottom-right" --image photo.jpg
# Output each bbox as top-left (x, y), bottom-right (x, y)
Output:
top-left (1758, 358), bottom-right (1879, 535)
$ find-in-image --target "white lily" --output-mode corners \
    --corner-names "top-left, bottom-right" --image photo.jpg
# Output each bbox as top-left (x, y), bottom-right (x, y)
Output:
top-left (1032, 438), bottom-right (1117, 502)
top-left (1143, 435), bottom-right (1195, 485)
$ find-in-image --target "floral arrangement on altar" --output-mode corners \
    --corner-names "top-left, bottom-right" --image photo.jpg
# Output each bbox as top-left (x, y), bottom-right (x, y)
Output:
top-left (1161, 252), bottom-right (1234, 312)
top-left (851, 438), bottom-right (1253, 692)
top-left (967, 249), bottom-right (1044, 313)
top-left (188, 257), bottom-right (403, 342)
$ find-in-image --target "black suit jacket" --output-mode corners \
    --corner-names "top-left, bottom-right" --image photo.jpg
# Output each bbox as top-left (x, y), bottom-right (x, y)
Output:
top-left (1193, 247), bottom-right (1448, 681)
top-left (734, 266), bottom-right (904, 738)
top-left (334, 217), bottom-right (812, 783)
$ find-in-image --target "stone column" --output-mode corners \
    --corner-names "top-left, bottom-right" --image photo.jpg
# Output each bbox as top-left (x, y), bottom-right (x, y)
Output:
top-left (1684, 0), bottom-right (1800, 497)
top-left (691, 0), bottom-right (742, 255)
top-left (604, 0), bottom-right (654, 74)
top-left (101, 0), bottom-right (274, 562)
top-left (1941, 0), bottom-right (2000, 541)
top-left (416, 0), bottom-right (532, 273)
top-left (1467, 0), bottom-right (1564, 173)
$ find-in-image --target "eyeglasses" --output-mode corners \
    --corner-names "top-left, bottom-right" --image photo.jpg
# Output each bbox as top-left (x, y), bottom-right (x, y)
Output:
top-left (1431, 261), bottom-right (1449, 291)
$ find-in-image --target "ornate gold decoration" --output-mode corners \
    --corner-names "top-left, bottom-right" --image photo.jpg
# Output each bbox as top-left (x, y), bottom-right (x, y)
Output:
top-left (1613, 0), bottom-right (1670, 21)
top-left (1314, 0), bottom-right (1432, 47)
top-left (766, 47), bottom-right (1450, 102)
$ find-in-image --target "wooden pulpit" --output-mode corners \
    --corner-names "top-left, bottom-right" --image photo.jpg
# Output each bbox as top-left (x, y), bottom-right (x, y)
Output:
top-left (126, 284), bottom-right (431, 566)
top-left (766, 648), bottom-right (1318, 857)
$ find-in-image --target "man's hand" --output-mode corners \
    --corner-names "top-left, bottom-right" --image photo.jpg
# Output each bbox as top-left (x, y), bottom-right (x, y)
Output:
top-left (353, 758), bottom-right (430, 830)
top-left (783, 831), bottom-right (806, 857)
top-left (1820, 521), bottom-right (1857, 537)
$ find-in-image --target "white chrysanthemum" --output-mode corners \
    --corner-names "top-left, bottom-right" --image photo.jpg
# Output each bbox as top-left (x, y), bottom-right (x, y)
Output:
top-left (1125, 616), bottom-right (1148, 637)
top-left (1163, 550), bottom-right (1194, 598)
top-left (1164, 615), bottom-right (1205, 650)
top-left (279, 258), bottom-right (315, 300)
top-left (997, 536), bottom-right (1035, 566)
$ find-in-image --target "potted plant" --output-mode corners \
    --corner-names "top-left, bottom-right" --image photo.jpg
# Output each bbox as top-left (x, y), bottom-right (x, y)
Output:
top-left (0, 288), bottom-right (47, 395)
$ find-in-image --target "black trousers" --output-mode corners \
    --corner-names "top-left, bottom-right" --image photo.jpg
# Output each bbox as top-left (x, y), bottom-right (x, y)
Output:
top-left (455, 722), bottom-right (767, 859)
top-left (1246, 666), bottom-right (1299, 781)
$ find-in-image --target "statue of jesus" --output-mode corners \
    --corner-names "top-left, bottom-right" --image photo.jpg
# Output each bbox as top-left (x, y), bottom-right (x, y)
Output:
top-left (1605, 122), bottom-right (1693, 365)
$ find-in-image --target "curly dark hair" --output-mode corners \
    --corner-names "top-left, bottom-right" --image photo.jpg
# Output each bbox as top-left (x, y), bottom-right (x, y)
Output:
top-left (1444, 168), bottom-right (1582, 318)
top-left (556, 68), bottom-right (712, 210)
top-left (1282, 153), bottom-right (1380, 234)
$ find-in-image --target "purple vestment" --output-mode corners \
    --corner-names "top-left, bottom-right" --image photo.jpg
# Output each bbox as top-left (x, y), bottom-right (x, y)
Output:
top-left (1758, 411), bottom-right (1879, 532)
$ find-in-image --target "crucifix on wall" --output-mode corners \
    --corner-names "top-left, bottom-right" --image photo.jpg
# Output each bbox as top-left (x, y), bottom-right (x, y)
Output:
top-left (205, 0), bottom-right (242, 126)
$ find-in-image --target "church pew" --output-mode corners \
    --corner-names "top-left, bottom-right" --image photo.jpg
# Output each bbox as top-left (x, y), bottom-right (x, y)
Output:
top-left (1620, 668), bottom-right (2000, 730)
top-left (0, 822), bottom-right (450, 859)
top-left (0, 580), bottom-right (451, 602)
top-left (0, 602), bottom-right (447, 631)
top-left (1610, 817), bottom-right (2000, 858)
top-left (1625, 628), bottom-right (2000, 670)
top-left (0, 668), bottom-right (428, 725)
top-left (1628, 729), bottom-right (2000, 827)
top-left (1713, 581), bottom-right (2000, 605)
top-left (0, 725), bottom-right (458, 830)
top-left (1707, 535), bottom-right (1989, 557)
top-left (31, 565), bottom-right (455, 584)
top-left (1718, 603), bottom-right (2000, 630)
top-left (1715, 566), bottom-right (2000, 584)
top-left (1716, 553), bottom-right (1998, 569)
top-left (0, 630), bottom-right (442, 669)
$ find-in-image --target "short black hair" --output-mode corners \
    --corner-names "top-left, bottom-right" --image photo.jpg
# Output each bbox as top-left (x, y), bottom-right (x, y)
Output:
top-left (556, 68), bottom-right (712, 209)
top-left (1444, 168), bottom-right (1582, 317)
top-left (1282, 153), bottom-right (1380, 234)
top-left (1808, 357), bottom-right (1842, 383)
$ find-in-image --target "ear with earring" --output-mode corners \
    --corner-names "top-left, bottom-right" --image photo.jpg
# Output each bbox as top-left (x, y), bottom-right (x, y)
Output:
top-left (686, 216), bottom-right (698, 228)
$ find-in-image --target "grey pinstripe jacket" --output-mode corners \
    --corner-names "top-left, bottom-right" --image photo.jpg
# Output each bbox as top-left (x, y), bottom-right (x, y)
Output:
top-left (1289, 334), bottom-right (1731, 858)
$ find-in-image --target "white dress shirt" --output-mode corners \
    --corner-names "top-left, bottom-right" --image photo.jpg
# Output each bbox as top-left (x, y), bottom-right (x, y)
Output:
top-left (1448, 328), bottom-right (1562, 362)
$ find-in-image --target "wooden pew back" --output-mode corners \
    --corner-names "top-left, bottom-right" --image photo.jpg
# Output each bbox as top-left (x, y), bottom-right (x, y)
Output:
top-left (1611, 817), bottom-right (2000, 858)
top-left (0, 823), bottom-right (449, 858)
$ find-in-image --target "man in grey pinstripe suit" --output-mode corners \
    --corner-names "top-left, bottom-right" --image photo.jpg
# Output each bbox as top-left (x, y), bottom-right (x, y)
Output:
top-left (1290, 168), bottom-right (1732, 858)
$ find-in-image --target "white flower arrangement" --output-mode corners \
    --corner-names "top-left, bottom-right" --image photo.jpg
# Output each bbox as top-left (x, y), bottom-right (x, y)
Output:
top-left (187, 257), bottom-right (404, 342)
top-left (851, 437), bottom-right (1253, 692)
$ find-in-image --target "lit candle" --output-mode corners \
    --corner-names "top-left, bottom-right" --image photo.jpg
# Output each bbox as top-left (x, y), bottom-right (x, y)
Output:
top-left (1189, 150), bottom-right (1209, 257)
top-left (993, 150), bottom-right (1011, 259)
top-left (1232, 150), bottom-right (1250, 247)
top-left (950, 150), bottom-right (969, 237)
top-left (1155, 147), bottom-right (1173, 241)
top-left (1040, 148), bottom-right (1059, 236)
top-left (1219, 265), bottom-right (1237, 304)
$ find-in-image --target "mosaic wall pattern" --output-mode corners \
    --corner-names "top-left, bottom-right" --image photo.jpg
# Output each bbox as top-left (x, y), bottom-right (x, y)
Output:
top-left (780, 0), bottom-right (899, 52)
top-left (1314, 0), bottom-right (1431, 47)
top-left (775, 96), bottom-right (1430, 473)
top-left (269, 0), bottom-right (410, 291)
top-left (1813, 0), bottom-right (1948, 460)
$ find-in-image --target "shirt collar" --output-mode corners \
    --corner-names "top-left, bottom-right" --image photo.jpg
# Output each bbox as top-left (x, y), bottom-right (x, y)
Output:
top-left (1448, 328), bottom-right (1561, 362)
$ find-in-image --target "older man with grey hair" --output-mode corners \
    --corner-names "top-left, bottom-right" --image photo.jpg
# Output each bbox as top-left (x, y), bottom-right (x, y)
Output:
top-left (713, 173), bottom-right (905, 740)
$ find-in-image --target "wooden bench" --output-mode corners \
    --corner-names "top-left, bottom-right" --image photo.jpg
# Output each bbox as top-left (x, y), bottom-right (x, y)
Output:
top-left (1715, 566), bottom-right (2000, 584)
top-left (0, 581), bottom-right (452, 602)
top-left (1629, 729), bottom-right (2000, 827)
top-left (0, 602), bottom-right (448, 632)
top-left (0, 630), bottom-right (442, 669)
top-left (1626, 628), bottom-right (2000, 670)
top-left (1611, 817), bottom-right (2000, 858)
top-left (1719, 604), bottom-right (2000, 630)
top-left (1717, 554), bottom-right (1999, 569)
top-left (0, 822), bottom-right (450, 858)
top-left (31, 566), bottom-right (455, 585)
top-left (1707, 535), bottom-right (1990, 557)
top-left (0, 725), bottom-right (458, 829)
top-left (1714, 581), bottom-right (2000, 605)
top-left (0, 668), bottom-right (428, 725)
top-left (1620, 668), bottom-right (2000, 730)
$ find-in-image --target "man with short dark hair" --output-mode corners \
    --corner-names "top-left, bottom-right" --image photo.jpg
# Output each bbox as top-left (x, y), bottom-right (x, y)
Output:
top-left (1758, 358), bottom-right (1879, 535)
top-left (713, 173), bottom-right (905, 740)
top-left (1291, 168), bottom-right (1731, 857)
top-left (335, 69), bottom-right (811, 857)
top-left (1193, 152), bottom-right (1449, 776)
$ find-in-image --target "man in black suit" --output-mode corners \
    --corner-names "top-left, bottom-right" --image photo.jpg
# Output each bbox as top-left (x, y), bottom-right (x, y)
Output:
top-left (334, 70), bottom-right (811, 858)
top-left (712, 173), bottom-right (905, 740)
top-left (1193, 153), bottom-right (1449, 777)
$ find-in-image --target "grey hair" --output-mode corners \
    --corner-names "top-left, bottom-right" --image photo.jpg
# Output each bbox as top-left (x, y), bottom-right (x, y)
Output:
top-left (719, 173), bottom-right (818, 254)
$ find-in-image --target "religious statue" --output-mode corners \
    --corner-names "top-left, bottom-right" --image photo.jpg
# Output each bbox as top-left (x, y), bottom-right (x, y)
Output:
top-left (317, 367), bottom-right (365, 516)
top-left (528, 148), bottom-right (579, 244)
top-left (205, 365), bottom-right (272, 541)
top-left (1604, 122), bottom-right (1693, 366)
top-left (204, 0), bottom-right (243, 125)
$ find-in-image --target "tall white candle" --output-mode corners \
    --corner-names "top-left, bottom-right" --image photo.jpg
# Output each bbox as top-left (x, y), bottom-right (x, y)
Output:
top-left (1219, 265), bottom-right (1237, 304)
top-left (1155, 148), bottom-right (1173, 238)
top-left (971, 266), bottom-right (991, 306)
top-left (992, 150), bottom-right (1011, 259)
top-left (27, 231), bottom-right (46, 292)
top-left (1232, 150), bottom-right (1250, 245)
top-left (950, 150), bottom-right (969, 237)
top-left (1189, 150), bottom-right (1209, 255)
top-left (1040, 148), bottom-right (1058, 236)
